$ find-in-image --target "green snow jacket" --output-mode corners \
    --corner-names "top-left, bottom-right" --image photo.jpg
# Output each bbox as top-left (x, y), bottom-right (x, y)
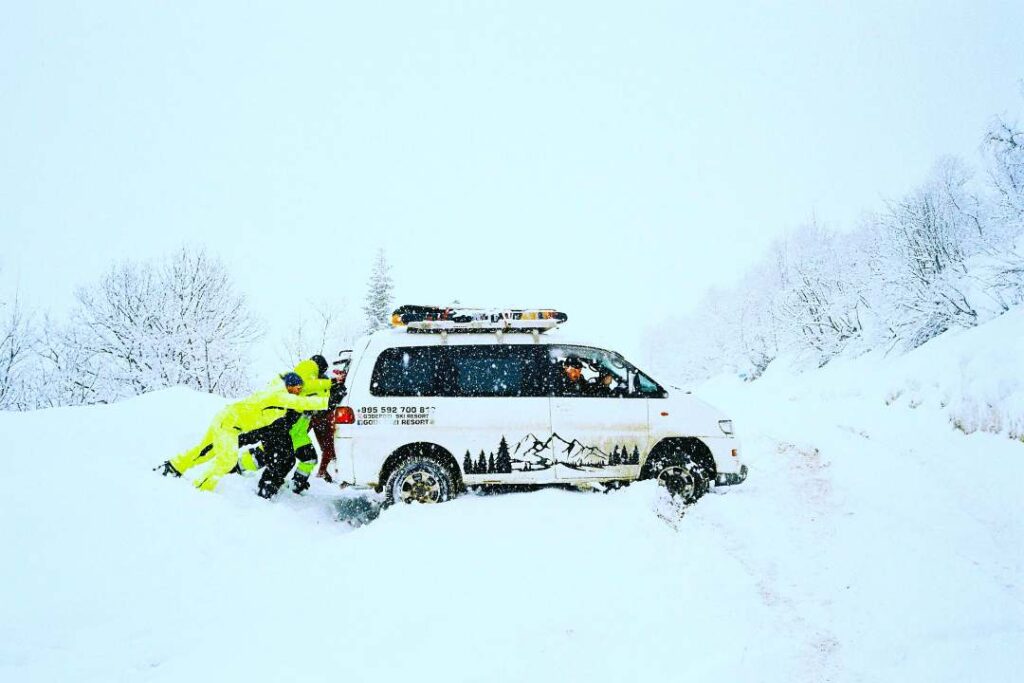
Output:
top-left (285, 359), bottom-right (332, 450)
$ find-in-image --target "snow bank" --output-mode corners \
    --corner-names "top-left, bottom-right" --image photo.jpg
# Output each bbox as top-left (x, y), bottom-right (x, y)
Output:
top-left (701, 307), bottom-right (1024, 440)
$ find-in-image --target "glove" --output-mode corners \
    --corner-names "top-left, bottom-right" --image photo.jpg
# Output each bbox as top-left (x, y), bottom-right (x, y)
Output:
top-left (328, 382), bottom-right (347, 409)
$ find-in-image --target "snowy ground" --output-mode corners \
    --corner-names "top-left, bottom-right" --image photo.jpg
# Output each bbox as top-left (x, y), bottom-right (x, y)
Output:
top-left (2, 315), bottom-right (1023, 682)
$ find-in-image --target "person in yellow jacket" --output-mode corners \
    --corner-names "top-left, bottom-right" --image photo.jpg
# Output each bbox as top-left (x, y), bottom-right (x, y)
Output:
top-left (158, 372), bottom-right (329, 492)
top-left (239, 355), bottom-right (338, 497)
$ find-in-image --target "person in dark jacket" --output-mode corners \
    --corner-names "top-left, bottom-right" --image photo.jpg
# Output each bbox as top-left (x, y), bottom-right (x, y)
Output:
top-left (244, 354), bottom-right (346, 497)
top-left (315, 356), bottom-right (349, 482)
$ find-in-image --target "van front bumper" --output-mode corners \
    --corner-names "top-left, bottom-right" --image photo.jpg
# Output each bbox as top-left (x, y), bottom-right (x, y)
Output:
top-left (716, 464), bottom-right (748, 487)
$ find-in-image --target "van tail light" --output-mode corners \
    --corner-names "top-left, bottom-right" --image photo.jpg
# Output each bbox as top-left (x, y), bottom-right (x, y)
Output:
top-left (335, 407), bottom-right (355, 425)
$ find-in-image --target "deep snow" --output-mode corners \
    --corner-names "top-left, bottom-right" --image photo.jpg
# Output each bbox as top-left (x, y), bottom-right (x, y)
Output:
top-left (2, 313), bottom-right (1023, 682)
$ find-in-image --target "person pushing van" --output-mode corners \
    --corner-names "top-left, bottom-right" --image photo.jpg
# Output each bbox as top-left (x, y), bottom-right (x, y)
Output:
top-left (157, 372), bottom-right (329, 492)
top-left (246, 354), bottom-right (337, 498)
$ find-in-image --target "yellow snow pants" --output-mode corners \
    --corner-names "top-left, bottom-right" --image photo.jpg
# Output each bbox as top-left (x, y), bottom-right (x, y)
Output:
top-left (169, 408), bottom-right (241, 492)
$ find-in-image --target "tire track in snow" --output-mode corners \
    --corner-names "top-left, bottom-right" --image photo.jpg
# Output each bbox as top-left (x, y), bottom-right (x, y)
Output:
top-left (695, 435), bottom-right (849, 682)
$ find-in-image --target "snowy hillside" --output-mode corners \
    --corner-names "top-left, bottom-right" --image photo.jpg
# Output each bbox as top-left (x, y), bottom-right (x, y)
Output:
top-left (2, 313), bottom-right (1023, 682)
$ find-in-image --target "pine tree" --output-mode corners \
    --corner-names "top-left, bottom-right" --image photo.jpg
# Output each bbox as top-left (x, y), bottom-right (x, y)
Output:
top-left (609, 445), bottom-right (620, 466)
top-left (631, 445), bottom-right (641, 465)
top-left (496, 436), bottom-right (512, 473)
top-left (477, 450), bottom-right (487, 474)
top-left (463, 450), bottom-right (473, 474)
top-left (362, 248), bottom-right (395, 334)
top-left (488, 453), bottom-right (496, 474)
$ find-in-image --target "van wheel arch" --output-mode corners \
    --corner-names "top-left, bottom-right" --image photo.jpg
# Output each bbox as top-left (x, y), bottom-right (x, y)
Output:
top-left (641, 438), bottom-right (717, 481)
top-left (378, 442), bottom-right (464, 494)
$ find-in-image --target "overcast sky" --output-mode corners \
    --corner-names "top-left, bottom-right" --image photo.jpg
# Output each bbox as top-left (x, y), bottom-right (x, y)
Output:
top-left (2, 1), bottom-right (1022, 372)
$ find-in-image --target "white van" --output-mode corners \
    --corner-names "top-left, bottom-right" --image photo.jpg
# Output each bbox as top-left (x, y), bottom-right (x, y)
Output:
top-left (327, 314), bottom-right (746, 505)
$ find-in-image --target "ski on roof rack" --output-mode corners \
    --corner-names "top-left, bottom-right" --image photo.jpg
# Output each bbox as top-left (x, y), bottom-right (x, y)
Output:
top-left (390, 305), bottom-right (567, 334)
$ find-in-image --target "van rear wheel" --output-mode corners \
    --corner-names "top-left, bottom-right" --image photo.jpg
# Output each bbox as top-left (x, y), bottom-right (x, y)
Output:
top-left (385, 456), bottom-right (454, 506)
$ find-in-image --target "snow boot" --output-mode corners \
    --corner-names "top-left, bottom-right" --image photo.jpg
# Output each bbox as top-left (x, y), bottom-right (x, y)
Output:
top-left (291, 473), bottom-right (311, 495)
top-left (156, 461), bottom-right (181, 478)
top-left (256, 481), bottom-right (276, 499)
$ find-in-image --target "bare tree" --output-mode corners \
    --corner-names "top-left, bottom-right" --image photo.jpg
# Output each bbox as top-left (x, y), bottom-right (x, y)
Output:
top-left (278, 298), bottom-right (360, 366)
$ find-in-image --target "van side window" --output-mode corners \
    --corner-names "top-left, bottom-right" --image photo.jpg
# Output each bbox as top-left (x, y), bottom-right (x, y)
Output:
top-left (445, 345), bottom-right (545, 397)
top-left (370, 345), bottom-right (546, 397)
top-left (370, 347), bottom-right (445, 396)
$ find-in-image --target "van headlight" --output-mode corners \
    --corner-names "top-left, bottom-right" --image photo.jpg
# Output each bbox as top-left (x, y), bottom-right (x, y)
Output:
top-left (718, 419), bottom-right (734, 436)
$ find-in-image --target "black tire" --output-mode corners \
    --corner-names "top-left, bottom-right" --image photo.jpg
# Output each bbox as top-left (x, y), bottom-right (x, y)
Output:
top-left (652, 459), bottom-right (709, 504)
top-left (384, 456), bottom-right (454, 506)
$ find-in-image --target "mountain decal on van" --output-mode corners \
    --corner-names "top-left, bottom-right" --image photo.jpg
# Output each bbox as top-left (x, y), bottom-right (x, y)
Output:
top-left (457, 434), bottom-right (644, 474)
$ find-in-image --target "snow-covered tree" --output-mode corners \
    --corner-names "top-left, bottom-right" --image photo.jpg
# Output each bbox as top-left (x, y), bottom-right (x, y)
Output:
top-left (869, 160), bottom-right (993, 349)
top-left (985, 89), bottom-right (1024, 225)
top-left (982, 93), bottom-right (1024, 306)
top-left (772, 223), bottom-right (868, 361)
top-left (0, 289), bottom-right (33, 410)
top-left (362, 248), bottom-right (395, 334)
top-left (30, 315), bottom-right (105, 408)
top-left (61, 247), bottom-right (261, 402)
top-left (646, 87), bottom-right (1024, 386)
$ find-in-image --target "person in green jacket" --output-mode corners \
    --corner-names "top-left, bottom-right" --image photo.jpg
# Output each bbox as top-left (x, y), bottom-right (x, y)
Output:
top-left (289, 355), bottom-right (334, 490)
top-left (159, 372), bottom-right (329, 492)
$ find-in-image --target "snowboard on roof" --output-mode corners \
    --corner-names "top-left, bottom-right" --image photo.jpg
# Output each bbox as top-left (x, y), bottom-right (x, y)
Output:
top-left (391, 305), bottom-right (568, 333)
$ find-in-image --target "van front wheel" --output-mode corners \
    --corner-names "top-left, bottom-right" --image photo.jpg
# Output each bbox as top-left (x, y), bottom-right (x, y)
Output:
top-left (654, 461), bottom-right (708, 504)
top-left (385, 456), bottom-right (454, 506)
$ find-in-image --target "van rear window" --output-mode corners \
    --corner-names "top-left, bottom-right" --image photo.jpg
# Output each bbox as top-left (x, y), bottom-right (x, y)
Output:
top-left (370, 347), bottom-right (445, 396)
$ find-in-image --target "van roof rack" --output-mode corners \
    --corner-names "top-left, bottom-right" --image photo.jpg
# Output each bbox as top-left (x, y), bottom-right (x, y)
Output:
top-left (391, 305), bottom-right (567, 334)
